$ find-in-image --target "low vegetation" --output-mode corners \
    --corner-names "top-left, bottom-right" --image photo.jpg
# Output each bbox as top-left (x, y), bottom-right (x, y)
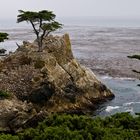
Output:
top-left (0, 32), bottom-right (8, 42)
top-left (0, 90), bottom-right (11, 99)
top-left (0, 113), bottom-right (140, 140)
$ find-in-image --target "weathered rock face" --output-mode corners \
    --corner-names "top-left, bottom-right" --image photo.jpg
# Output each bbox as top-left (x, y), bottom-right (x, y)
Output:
top-left (0, 34), bottom-right (114, 132)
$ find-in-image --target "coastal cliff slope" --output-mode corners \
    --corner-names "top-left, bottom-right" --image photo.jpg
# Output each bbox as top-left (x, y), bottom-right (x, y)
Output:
top-left (0, 34), bottom-right (114, 132)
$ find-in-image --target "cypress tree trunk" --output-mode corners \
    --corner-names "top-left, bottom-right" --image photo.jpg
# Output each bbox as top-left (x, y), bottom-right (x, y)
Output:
top-left (37, 38), bottom-right (42, 52)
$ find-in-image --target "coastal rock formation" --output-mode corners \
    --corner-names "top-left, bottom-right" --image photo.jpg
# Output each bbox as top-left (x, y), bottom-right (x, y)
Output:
top-left (0, 34), bottom-right (114, 132)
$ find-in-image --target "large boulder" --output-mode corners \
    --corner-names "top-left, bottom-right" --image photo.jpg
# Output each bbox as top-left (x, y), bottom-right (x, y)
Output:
top-left (0, 34), bottom-right (114, 132)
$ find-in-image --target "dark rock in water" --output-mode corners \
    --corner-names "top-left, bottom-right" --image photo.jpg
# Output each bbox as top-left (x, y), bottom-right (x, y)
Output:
top-left (0, 34), bottom-right (114, 133)
top-left (0, 48), bottom-right (6, 54)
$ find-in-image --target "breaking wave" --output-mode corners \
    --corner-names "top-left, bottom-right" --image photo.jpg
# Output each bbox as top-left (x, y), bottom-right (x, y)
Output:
top-left (101, 76), bottom-right (136, 81)
top-left (105, 106), bottom-right (120, 112)
top-left (105, 102), bottom-right (140, 114)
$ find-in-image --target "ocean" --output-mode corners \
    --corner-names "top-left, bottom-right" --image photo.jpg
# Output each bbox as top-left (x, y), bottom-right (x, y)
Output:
top-left (0, 18), bottom-right (140, 116)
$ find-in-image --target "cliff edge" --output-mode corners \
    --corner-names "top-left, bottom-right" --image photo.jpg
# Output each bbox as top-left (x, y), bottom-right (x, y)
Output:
top-left (0, 34), bottom-right (114, 132)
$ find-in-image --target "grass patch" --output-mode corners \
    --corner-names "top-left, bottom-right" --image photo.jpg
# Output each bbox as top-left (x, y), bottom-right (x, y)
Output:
top-left (0, 90), bottom-right (11, 99)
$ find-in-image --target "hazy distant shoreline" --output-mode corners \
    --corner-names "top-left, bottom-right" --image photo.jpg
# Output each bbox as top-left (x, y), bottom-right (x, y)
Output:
top-left (1, 17), bottom-right (140, 28)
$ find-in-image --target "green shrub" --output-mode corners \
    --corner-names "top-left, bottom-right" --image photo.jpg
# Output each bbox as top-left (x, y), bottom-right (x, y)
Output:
top-left (1, 113), bottom-right (140, 140)
top-left (34, 58), bottom-right (45, 69)
top-left (0, 90), bottom-right (11, 99)
top-left (17, 113), bottom-right (140, 140)
top-left (0, 134), bottom-right (19, 140)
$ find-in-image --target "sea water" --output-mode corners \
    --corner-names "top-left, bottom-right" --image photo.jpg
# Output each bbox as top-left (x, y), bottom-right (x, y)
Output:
top-left (95, 76), bottom-right (140, 116)
top-left (0, 17), bottom-right (140, 116)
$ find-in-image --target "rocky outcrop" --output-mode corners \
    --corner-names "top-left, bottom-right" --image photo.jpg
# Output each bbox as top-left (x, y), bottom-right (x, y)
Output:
top-left (0, 34), bottom-right (114, 132)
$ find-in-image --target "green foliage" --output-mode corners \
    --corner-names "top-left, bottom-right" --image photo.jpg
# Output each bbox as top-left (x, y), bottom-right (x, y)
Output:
top-left (17, 10), bottom-right (55, 23)
top-left (0, 90), bottom-right (11, 99)
top-left (0, 32), bottom-right (8, 42)
top-left (128, 55), bottom-right (140, 60)
top-left (41, 21), bottom-right (62, 35)
top-left (34, 58), bottom-right (45, 69)
top-left (17, 10), bottom-right (62, 51)
top-left (0, 134), bottom-right (19, 140)
top-left (18, 113), bottom-right (140, 139)
top-left (1, 113), bottom-right (140, 139)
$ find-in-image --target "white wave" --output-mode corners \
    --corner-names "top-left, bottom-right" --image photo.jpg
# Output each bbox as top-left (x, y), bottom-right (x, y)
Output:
top-left (115, 77), bottom-right (136, 81)
top-left (123, 102), bottom-right (140, 106)
top-left (100, 76), bottom-right (136, 81)
top-left (105, 106), bottom-right (120, 112)
top-left (100, 76), bottom-right (113, 80)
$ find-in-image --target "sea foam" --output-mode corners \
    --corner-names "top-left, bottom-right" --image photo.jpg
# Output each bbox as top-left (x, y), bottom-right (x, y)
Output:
top-left (123, 102), bottom-right (140, 106)
top-left (105, 106), bottom-right (120, 112)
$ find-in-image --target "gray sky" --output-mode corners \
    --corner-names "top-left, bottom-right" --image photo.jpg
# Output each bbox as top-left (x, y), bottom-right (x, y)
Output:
top-left (0, 0), bottom-right (140, 19)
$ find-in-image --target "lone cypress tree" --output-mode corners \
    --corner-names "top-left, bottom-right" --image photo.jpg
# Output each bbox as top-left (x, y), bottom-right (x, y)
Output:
top-left (17, 10), bottom-right (62, 51)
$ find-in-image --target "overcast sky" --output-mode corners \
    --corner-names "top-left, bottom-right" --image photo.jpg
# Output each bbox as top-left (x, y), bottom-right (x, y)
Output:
top-left (0, 0), bottom-right (140, 19)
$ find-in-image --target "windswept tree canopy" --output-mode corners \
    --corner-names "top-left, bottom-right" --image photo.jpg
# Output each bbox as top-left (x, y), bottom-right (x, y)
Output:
top-left (0, 32), bottom-right (8, 42)
top-left (17, 10), bottom-right (56, 23)
top-left (17, 10), bottom-right (62, 51)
